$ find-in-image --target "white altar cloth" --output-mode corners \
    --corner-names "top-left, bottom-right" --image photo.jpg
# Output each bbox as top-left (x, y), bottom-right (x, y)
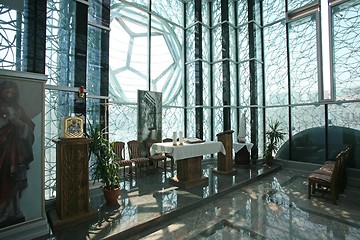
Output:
top-left (150, 141), bottom-right (226, 161)
top-left (233, 142), bottom-right (253, 153)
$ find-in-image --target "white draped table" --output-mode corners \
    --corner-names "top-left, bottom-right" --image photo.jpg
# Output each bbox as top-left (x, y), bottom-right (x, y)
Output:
top-left (233, 142), bottom-right (253, 153)
top-left (150, 141), bottom-right (226, 188)
top-left (233, 142), bottom-right (253, 166)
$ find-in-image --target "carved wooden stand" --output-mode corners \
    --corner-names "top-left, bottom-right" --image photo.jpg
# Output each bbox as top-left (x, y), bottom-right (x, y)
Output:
top-left (214, 130), bottom-right (237, 175)
top-left (48, 138), bottom-right (97, 232)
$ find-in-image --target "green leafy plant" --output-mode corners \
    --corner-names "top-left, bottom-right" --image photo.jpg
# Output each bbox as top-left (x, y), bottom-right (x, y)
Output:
top-left (87, 122), bottom-right (121, 190)
top-left (264, 120), bottom-right (286, 163)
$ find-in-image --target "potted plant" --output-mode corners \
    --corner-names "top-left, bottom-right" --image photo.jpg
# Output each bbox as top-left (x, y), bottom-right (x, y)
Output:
top-left (87, 122), bottom-right (121, 205)
top-left (264, 120), bottom-right (286, 166)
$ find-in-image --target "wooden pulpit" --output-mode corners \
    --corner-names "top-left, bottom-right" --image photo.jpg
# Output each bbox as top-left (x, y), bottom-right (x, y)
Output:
top-left (215, 130), bottom-right (237, 175)
top-left (48, 138), bottom-right (97, 232)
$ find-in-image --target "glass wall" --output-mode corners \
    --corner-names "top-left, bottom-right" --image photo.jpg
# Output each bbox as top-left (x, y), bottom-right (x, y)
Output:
top-left (265, 0), bottom-right (360, 167)
top-left (1, 0), bottom-right (360, 200)
top-left (330, 0), bottom-right (360, 168)
top-left (332, 0), bottom-right (360, 101)
top-left (44, 0), bottom-right (78, 198)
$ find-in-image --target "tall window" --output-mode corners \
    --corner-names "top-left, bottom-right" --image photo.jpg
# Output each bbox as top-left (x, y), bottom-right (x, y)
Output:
top-left (108, 1), bottom-right (184, 142)
top-left (0, 5), bottom-right (23, 70)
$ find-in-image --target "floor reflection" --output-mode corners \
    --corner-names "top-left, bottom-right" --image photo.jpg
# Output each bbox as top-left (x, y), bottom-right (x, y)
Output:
top-left (49, 159), bottom-right (360, 240)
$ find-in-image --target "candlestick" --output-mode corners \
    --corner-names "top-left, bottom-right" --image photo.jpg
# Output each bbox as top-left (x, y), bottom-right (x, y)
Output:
top-left (179, 131), bottom-right (184, 145)
top-left (172, 131), bottom-right (177, 146)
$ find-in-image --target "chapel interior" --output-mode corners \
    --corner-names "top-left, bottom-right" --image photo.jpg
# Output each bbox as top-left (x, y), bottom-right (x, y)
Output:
top-left (0, 0), bottom-right (360, 239)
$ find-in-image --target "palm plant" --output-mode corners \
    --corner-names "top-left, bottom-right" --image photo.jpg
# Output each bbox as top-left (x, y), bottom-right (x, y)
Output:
top-left (264, 120), bottom-right (286, 165)
top-left (87, 122), bottom-right (121, 190)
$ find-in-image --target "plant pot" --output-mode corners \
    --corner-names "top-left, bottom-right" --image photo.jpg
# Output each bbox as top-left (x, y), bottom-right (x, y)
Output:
top-left (103, 186), bottom-right (120, 205)
top-left (265, 156), bottom-right (274, 166)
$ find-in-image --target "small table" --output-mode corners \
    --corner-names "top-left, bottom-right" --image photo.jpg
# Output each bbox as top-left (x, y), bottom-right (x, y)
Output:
top-left (150, 141), bottom-right (226, 188)
top-left (233, 142), bottom-right (253, 166)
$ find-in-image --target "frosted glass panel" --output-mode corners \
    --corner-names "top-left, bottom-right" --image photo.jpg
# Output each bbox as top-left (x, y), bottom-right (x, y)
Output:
top-left (289, 15), bottom-right (318, 104)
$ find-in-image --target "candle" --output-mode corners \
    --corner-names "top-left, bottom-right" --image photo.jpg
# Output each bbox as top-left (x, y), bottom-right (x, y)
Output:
top-left (172, 131), bottom-right (177, 145)
top-left (179, 131), bottom-right (184, 145)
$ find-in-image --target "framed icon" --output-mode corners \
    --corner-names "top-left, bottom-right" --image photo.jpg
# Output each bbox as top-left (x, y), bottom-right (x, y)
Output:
top-left (62, 116), bottom-right (84, 138)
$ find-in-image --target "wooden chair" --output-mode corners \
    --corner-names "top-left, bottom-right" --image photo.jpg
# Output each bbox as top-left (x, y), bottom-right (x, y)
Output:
top-left (127, 140), bottom-right (150, 177)
top-left (313, 147), bottom-right (349, 193)
top-left (113, 141), bottom-right (133, 178)
top-left (341, 147), bottom-right (350, 191)
top-left (336, 147), bottom-right (350, 192)
top-left (308, 151), bottom-right (342, 204)
top-left (162, 138), bottom-right (175, 171)
top-left (146, 139), bottom-right (167, 173)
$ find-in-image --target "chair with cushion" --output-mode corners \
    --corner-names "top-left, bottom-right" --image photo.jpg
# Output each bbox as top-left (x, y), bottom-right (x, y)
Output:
top-left (335, 147), bottom-right (350, 192)
top-left (113, 141), bottom-right (133, 178)
top-left (341, 147), bottom-right (350, 190)
top-left (146, 139), bottom-right (167, 173)
top-left (313, 146), bottom-right (350, 193)
top-left (308, 151), bottom-right (342, 204)
top-left (162, 138), bottom-right (175, 171)
top-left (127, 140), bottom-right (150, 177)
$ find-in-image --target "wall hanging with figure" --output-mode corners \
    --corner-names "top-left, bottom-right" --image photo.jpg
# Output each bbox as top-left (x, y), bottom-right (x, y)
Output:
top-left (0, 69), bottom-right (46, 237)
top-left (137, 90), bottom-right (162, 156)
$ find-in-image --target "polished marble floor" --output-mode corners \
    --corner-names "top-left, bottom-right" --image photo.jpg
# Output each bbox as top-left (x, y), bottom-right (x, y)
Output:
top-left (48, 159), bottom-right (360, 240)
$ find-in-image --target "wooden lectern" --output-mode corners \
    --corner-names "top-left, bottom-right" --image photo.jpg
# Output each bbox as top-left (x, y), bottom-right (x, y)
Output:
top-left (215, 130), bottom-right (237, 175)
top-left (48, 138), bottom-right (97, 232)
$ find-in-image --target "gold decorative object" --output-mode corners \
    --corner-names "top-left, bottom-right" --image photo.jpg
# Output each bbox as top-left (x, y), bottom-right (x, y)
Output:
top-left (62, 116), bottom-right (84, 138)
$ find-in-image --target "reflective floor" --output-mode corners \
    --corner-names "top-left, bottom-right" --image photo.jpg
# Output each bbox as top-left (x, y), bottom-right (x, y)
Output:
top-left (48, 159), bottom-right (360, 240)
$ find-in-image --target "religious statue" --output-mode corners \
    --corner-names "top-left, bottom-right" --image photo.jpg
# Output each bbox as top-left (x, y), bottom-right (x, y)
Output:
top-left (238, 110), bottom-right (247, 143)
